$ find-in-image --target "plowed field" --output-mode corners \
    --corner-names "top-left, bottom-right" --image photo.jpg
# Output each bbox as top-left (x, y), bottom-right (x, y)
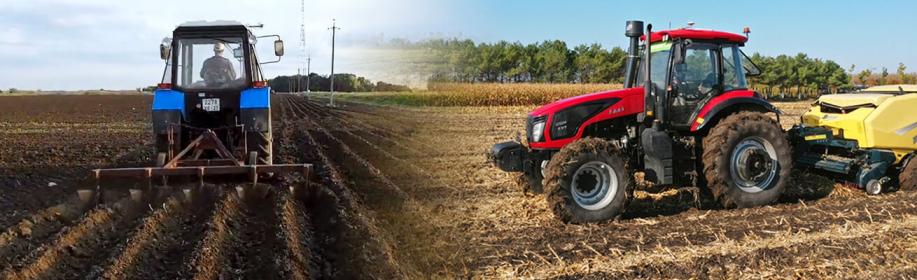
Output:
top-left (1, 95), bottom-right (914, 279)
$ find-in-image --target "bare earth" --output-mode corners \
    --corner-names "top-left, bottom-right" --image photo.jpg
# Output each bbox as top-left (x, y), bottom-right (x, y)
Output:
top-left (0, 95), bottom-right (914, 279)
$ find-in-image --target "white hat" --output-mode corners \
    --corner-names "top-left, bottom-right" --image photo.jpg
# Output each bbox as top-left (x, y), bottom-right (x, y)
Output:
top-left (213, 42), bottom-right (225, 52)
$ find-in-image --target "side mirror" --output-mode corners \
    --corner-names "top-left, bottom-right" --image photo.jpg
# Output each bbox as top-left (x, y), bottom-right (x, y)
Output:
top-left (159, 38), bottom-right (172, 60)
top-left (233, 48), bottom-right (244, 59)
top-left (274, 40), bottom-right (284, 57)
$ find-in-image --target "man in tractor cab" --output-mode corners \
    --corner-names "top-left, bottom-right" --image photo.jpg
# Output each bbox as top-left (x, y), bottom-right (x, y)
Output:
top-left (200, 42), bottom-right (237, 87)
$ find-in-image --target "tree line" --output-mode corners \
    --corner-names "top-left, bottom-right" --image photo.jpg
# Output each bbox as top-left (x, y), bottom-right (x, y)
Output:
top-left (399, 38), bottom-right (915, 95)
top-left (269, 73), bottom-right (410, 93)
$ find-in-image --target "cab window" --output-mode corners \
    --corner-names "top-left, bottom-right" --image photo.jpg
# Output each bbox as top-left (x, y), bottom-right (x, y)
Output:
top-left (669, 42), bottom-right (719, 126)
top-left (636, 42), bottom-right (672, 91)
top-left (721, 45), bottom-right (748, 91)
top-left (672, 43), bottom-right (718, 100)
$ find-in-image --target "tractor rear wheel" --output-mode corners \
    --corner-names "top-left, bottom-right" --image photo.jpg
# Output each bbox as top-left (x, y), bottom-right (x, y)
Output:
top-left (154, 134), bottom-right (178, 165)
top-left (702, 111), bottom-right (792, 208)
top-left (544, 138), bottom-right (633, 223)
top-left (246, 131), bottom-right (273, 165)
top-left (900, 157), bottom-right (916, 190)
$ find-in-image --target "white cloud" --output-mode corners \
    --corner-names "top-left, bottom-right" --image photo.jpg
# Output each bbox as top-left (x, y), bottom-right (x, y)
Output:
top-left (0, 0), bottom-right (460, 90)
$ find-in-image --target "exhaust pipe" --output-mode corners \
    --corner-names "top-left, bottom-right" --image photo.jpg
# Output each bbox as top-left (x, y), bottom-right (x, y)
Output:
top-left (643, 24), bottom-right (655, 124)
top-left (623, 20), bottom-right (644, 88)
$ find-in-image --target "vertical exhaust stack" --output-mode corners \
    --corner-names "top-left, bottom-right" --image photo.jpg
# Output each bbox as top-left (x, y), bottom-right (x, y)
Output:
top-left (644, 24), bottom-right (655, 124)
top-left (623, 20), bottom-right (644, 88)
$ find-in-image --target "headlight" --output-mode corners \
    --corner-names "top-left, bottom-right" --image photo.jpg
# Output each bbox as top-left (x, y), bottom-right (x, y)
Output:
top-left (531, 121), bottom-right (546, 142)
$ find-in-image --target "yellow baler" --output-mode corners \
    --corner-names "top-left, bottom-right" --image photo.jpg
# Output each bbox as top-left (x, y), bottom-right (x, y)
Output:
top-left (791, 85), bottom-right (916, 194)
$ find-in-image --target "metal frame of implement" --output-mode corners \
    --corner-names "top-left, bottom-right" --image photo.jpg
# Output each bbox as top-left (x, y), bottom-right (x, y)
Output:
top-left (85, 129), bottom-right (311, 203)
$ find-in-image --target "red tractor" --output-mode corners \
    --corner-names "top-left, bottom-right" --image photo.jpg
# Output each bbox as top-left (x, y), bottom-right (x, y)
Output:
top-left (491, 21), bottom-right (792, 223)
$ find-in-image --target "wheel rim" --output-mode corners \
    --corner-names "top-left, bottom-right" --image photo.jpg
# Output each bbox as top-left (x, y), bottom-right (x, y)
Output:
top-left (729, 136), bottom-right (778, 193)
top-left (571, 161), bottom-right (618, 210)
top-left (540, 160), bottom-right (549, 178)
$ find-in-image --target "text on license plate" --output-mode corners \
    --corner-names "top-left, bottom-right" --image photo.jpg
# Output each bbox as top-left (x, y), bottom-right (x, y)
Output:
top-left (202, 98), bottom-right (220, 112)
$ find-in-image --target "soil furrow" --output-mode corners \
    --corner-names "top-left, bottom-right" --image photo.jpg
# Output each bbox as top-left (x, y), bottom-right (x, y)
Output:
top-left (0, 194), bottom-right (143, 279)
top-left (185, 188), bottom-right (241, 280)
top-left (100, 187), bottom-right (218, 279)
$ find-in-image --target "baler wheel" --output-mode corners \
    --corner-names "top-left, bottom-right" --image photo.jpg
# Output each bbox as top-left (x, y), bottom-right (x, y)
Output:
top-left (703, 111), bottom-right (791, 208)
top-left (901, 157), bottom-right (916, 191)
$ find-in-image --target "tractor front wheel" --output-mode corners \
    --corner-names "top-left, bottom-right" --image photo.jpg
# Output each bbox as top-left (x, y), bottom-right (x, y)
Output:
top-left (900, 157), bottom-right (916, 190)
top-left (544, 138), bottom-right (633, 223)
top-left (702, 112), bottom-right (792, 208)
top-left (517, 158), bottom-right (547, 194)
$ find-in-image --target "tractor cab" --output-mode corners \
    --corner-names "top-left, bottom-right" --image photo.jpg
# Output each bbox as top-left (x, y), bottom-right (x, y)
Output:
top-left (160, 21), bottom-right (282, 91)
top-left (633, 28), bottom-right (763, 130)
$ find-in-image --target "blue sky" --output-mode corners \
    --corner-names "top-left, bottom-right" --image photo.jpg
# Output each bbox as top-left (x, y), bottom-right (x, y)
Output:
top-left (448, 0), bottom-right (916, 75)
top-left (1, 0), bottom-right (914, 90)
top-left (0, 0), bottom-right (455, 90)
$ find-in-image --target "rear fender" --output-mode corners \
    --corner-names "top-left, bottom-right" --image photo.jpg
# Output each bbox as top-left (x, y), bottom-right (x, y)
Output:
top-left (152, 89), bottom-right (185, 134)
top-left (152, 89), bottom-right (185, 114)
top-left (692, 92), bottom-right (781, 132)
top-left (240, 87), bottom-right (272, 133)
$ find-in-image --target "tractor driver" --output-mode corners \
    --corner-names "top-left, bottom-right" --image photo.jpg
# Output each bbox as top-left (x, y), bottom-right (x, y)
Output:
top-left (200, 42), bottom-right (237, 86)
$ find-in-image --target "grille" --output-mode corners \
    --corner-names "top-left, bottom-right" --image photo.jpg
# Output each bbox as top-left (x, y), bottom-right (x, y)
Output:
top-left (820, 102), bottom-right (874, 114)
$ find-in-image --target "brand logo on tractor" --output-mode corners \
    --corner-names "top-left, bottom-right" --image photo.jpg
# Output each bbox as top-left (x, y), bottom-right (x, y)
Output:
top-left (609, 107), bottom-right (624, 114)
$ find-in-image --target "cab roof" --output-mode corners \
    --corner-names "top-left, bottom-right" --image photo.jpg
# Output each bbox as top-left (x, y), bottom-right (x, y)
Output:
top-left (179, 20), bottom-right (245, 27)
top-left (174, 20), bottom-right (250, 34)
top-left (642, 29), bottom-right (748, 44)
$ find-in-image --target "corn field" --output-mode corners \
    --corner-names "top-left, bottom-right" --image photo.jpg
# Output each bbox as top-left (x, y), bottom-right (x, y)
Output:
top-left (341, 83), bottom-right (622, 106)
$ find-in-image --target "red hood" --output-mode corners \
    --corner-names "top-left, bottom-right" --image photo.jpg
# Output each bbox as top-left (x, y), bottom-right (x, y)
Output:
top-left (530, 87), bottom-right (643, 117)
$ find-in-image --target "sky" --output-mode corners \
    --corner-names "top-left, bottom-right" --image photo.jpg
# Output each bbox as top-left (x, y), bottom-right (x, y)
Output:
top-left (454, 0), bottom-right (917, 75)
top-left (0, 0), bottom-right (463, 90)
top-left (1, 0), bottom-right (915, 90)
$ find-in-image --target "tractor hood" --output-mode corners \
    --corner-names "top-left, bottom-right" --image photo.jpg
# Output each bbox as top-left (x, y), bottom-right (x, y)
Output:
top-left (529, 87), bottom-right (643, 117)
top-left (818, 93), bottom-right (892, 108)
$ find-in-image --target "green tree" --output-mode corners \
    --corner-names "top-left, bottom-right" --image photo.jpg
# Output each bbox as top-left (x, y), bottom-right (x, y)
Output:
top-left (897, 63), bottom-right (909, 84)
top-left (535, 40), bottom-right (572, 83)
top-left (880, 67), bottom-right (889, 85)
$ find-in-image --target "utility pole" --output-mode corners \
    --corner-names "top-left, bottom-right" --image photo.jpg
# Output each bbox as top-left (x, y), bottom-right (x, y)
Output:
top-left (295, 68), bottom-right (300, 93)
top-left (299, 0), bottom-right (307, 94)
top-left (328, 19), bottom-right (340, 107)
top-left (306, 55), bottom-right (311, 92)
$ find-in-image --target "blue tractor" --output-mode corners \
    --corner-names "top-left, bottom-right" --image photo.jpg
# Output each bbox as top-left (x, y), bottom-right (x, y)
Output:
top-left (85, 21), bottom-right (310, 202)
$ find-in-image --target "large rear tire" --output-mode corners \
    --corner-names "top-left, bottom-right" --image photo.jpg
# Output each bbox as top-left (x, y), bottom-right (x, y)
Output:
top-left (154, 134), bottom-right (179, 165)
top-left (246, 131), bottom-right (273, 165)
top-left (703, 112), bottom-right (792, 208)
top-left (544, 138), bottom-right (633, 223)
top-left (900, 157), bottom-right (916, 191)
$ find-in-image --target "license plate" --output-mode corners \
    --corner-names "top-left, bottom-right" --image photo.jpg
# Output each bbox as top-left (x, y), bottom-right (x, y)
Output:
top-left (202, 98), bottom-right (220, 112)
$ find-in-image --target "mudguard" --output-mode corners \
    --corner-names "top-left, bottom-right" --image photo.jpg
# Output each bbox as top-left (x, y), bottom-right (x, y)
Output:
top-left (240, 87), bottom-right (271, 109)
top-left (152, 89), bottom-right (185, 113)
top-left (240, 87), bottom-right (272, 132)
top-left (152, 89), bottom-right (185, 134)
top-left (692, 94), bottom-right (780, 132)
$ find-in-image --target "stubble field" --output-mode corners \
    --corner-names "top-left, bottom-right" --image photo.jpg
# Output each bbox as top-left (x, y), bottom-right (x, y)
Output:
top-left (0, 94), bottom-right (914, 279)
